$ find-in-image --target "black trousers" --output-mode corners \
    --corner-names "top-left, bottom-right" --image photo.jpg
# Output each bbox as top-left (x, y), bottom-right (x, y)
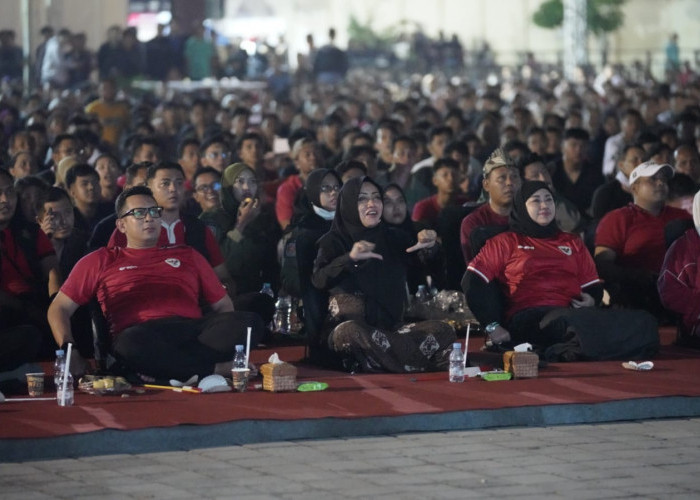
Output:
top-left (112, 311), bottom-right (264, 380)
top-left (0, 324), bottom-right (42, 372)
top-left (506, 306), bottom-right (566, 349)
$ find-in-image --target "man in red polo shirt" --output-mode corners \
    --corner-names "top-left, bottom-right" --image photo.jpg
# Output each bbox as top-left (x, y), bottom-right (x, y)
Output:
top-left (48, 186), bottom-right (264, 380)
top-left (460, 148), bottom-right (521, 262)
top-left (595, 161), bottom-right (692, 314)
top-left (411, 158), bottom-right (468, 230)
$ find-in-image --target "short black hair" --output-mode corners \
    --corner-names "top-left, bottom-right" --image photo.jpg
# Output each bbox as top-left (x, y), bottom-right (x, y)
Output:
top-left (115, 185), bottom-right (155, 217)
top-left (335, 160), bottom-right (367, 177)
top-left (126, 161), bottom-right (152, 185)
top-left (146, 161), bottom-right (185, 182)
top-left (193, 166), bottom-right (221, 185)
top-left (433, 157), bottom-right (460, 174)
top-left (200, 134), bottom-right (229, 153)
top-left (392, 134), bottom-right (417, 151)
top-left (235, 131), bottom-right (263, 152)
top-left (35, 186), bottom-right (71, 218)
top-left (428, 125), bottom-right (453, 142)
top-left (52, 133), bottom-right (77, 150)
top-left (443, 140), bottom-right (469, 158)
top-left (668, 173), bottom-right (699, 200)
top-left (177, 138), bottom-right (200, 159)
top-left (65, 163), bottom-right (98, 189)
top-left (344, 145), bottom-right (376, 162)
top-left (563, 128), bottom-right (590, 142)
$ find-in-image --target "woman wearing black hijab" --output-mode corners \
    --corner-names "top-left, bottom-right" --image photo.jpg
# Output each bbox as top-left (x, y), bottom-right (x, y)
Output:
top-left (312, 176), bottom-right (455, 372)
top-left (465, 180), bottom-right (603, 350)
top-left (382, 182), bottom-right (446, 292)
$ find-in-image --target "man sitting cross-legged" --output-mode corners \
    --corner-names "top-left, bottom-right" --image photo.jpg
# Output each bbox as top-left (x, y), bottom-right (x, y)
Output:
top-left (47, 186), bottom-right (264, 380)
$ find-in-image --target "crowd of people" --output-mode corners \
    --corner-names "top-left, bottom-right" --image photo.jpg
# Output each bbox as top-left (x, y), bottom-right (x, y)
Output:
top-left (1, 21), bottom-right (700, 392)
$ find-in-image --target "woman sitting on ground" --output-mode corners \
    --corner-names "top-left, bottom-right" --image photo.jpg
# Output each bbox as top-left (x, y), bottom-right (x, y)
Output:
top-left (311, 176), bottom-right (455, 372)
top-left (465, 180), bottom-right (603, 351)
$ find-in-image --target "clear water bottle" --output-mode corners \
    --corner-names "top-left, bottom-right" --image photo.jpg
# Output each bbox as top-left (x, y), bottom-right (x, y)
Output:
top-left (53, 349), bottom-right (66, 387)
top-left (273, 295), bottom-right (292, 334)
top-left (231, 345), bottom-right (248, 392)
top-left (449, 343), bottom-right (465, 383)
top-left (415, 285), bottom-right (430, 304)
top-left (56, 370), bottom-right (74, 406)
top-left (259, 282), bottom-right (274, 298)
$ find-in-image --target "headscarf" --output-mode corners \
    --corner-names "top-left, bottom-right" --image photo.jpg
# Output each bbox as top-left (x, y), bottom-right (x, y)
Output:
top-left (694, 190), bottom-right (700, 237)
top-left (305, 168), bottom-right (341, 220)
top-left (326, 175), bottom-right (405, 328)
top-left (509, 180), bottom-right (559, 239)
top-left (382, 182), bottom-right (415, 234)
top-left (331, 175), bottom-right (384, 248)
top-left (221, 162), bottom-right (255, 220)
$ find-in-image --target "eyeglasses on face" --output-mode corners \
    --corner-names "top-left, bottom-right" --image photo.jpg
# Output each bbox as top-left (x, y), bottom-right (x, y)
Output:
top-left (119, 206), bottom-right (163, 219)
top-left (195, 182), bottom-right (221, 193)
top-left (319, 184), bottom-right (340, 193)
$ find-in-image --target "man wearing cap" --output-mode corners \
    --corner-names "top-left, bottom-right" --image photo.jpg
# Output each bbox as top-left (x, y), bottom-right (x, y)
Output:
top-left (48, 186), bottom-right (264, 380)
top-left (595, 161), bottom-right (692, 313)
top-left (460, 148), bottom-right (521, 262)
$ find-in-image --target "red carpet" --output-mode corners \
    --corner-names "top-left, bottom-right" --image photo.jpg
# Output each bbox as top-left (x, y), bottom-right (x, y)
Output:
top-left (3, 328), bottom-right (700, 442)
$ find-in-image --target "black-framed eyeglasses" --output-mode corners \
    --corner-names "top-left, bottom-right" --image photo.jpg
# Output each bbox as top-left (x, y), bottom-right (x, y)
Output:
top-left (319, 184), bottom-right (341, 193)
top-left (119, 206), bottom-right (163, 220)
top-left (195, 182), bottom-right (221, 193)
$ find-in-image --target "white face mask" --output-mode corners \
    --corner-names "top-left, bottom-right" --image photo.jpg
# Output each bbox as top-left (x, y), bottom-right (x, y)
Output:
top-left (313, 205), bottom-right (335, 220)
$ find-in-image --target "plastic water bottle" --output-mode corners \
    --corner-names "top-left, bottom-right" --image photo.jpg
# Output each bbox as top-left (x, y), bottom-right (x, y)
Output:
top-left (231, 345), bottom-right (248, 392)
top-left (415, 285), bottom-right (430, 304)
top-left (53, 349), bottom-right (66, 387)
top-left (449, 343), bottom-right (465, 383)
top-left (273, 295), bottom-right (292, 334)
top-left (56, 370), bottom-right (74, 406)
top-left (259, 282), bottom-right (274, 298)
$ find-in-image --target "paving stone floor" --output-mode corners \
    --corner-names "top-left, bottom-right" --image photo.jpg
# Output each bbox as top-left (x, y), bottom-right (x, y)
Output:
top-left (2, 418), bottom-right (700, 499)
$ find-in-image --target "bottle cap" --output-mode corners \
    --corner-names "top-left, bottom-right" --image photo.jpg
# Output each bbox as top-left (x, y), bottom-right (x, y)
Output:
top-left (235, 345), bottom-right (244, 351)
top-left (56, 349), bottom-right (65, 355)
top-left (452, 343), bottom-right (462, 349)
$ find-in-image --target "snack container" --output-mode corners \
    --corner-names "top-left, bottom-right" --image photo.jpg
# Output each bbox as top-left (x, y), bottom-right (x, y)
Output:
top-left (503, 351), bottom-right (539, 378)
top-left (260, 362), bottom-right (298, 392)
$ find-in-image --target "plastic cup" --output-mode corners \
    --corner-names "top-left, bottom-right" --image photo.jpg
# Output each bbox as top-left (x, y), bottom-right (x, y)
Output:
top-left (26, 373), bottom-right (45, 397)
top-left (231, 368), bottom-right (250, 392)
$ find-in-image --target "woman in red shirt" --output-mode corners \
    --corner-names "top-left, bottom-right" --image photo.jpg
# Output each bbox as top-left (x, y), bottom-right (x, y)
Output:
top-left (466, 181), bottom-right (603, 350)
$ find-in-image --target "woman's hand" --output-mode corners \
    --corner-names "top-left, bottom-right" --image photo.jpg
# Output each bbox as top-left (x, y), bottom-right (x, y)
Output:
top-left (406, 229), bottom-right (437, 253)
top-left (236, 197), bottom-right (260, 231)
top-left (349, 240), bottom-right (383, 261)
top-left (571, 292), bottom-right (595, 308)
top-left (488, 324), bottom-right (512, 345)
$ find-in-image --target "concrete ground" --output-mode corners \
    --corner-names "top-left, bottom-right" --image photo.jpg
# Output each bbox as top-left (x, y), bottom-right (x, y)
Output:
top-left (2, 418), bottom-right (700, 499)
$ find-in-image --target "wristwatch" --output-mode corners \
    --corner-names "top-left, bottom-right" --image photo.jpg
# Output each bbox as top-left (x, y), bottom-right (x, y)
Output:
top-left (484, 322), bottom-right (500, 334)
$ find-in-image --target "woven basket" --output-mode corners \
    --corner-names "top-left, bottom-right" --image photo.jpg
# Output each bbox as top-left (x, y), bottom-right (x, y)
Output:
top-left (260, 362), bottom-right (298, 392)
top-left (503, 351), bottom-right (539, 378)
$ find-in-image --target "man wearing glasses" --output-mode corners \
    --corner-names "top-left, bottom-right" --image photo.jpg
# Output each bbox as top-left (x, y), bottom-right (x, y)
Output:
top-left (48, 185), bottom-right (264, 380)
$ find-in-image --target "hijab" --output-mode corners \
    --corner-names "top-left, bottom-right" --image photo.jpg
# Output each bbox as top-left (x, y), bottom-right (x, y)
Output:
top-left (221, 162), bottom-right (255, 220)
top-left (326, 176), bottom-right (405, 328)
top-left (509, 180), bottom-right (559, 239)
top-left (694, 190), bottom-right (700, 237)
top-left (305, 168), bottom-right (341, 221)
top-left (331, 176), bottom-right (385, 248)
top-left (382, 182), bottom-right (415, 234)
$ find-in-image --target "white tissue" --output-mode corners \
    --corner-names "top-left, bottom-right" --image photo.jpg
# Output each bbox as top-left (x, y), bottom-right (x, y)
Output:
top-left (268, 353), bottom-right (282, 364)
top-left (514, 343), bottom-right (533, 352)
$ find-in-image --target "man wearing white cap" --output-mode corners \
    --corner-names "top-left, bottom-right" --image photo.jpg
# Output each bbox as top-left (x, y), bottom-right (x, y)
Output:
top-left (595, 161), bottom-right (692, 313)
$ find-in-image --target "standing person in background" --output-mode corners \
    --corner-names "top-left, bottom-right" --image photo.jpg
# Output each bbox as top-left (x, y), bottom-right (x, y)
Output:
top-left (85, 77), bottom-right (130, 148)
top-left (184, 23), bottom-right (218, 81)
top-left (665, 33), bottom-right (680, 79)
top-left (34, 26), bottom-right (54, 87)
top-left (313, 28), bottom-right (348, 85)
top-left (97, 26), bottom-right (125, 81)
